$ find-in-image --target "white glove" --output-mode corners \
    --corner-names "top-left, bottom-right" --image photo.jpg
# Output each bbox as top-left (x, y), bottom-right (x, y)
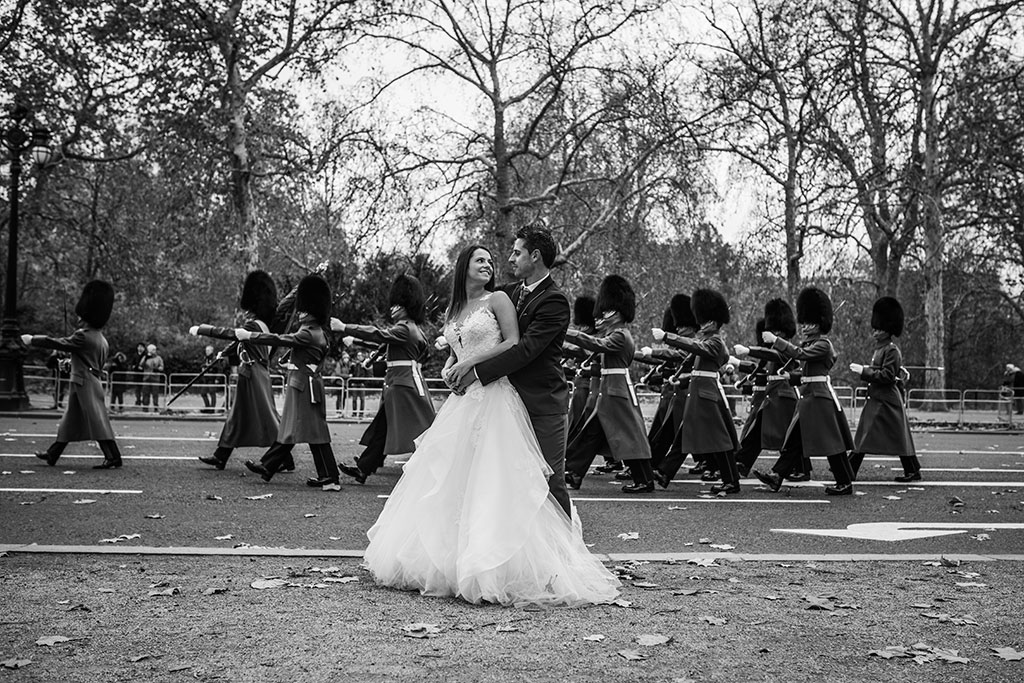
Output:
top-left (20, 334), bottom-right (32, 346)
top-left (342, 336), bottom-right (355, 347)
top-left (330, 317), bottom-right (345, 332)
top-left (849, 363), bottom-right (864, 375)
top-left (435, 335), bottom-right (449, 351)
top-left (761, 330), bottom-right (777, 344)
top-left (733, 344), bottom-right (750, 357)
top-left (640, 346), bottom-right (653, 356)
top-left (188, 325), bottom-right (200, 336)
top-left (234, 328), bottom-right (252, 341)
top-left (651, 327), bottom-right (666, 342)
top-left (727, 356), bottom-right (743, 368)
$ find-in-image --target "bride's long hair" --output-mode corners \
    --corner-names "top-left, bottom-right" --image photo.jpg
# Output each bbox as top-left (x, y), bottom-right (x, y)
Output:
top-left (445, 244), bottom-right (495, 323)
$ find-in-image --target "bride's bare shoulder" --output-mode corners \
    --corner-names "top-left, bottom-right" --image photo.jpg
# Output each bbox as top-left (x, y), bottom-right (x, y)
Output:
top-left (488, 290), bottom-right (514, 311)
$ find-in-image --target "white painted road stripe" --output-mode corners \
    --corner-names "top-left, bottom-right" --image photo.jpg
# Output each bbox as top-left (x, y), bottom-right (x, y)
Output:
top-left (0, 488), bottom-right (143, 494)
top-left (1, 433), bottom-right (216, 441)
top-left (1, 453), bottom-right (205, 461)
top-left (376, 494), bottom-right (832, 504)
top-left (2, 544), bottom-right (1024, 562)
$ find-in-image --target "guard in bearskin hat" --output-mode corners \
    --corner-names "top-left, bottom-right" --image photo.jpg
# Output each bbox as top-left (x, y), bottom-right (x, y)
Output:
top-left (26, 280), bottom-right (125, 469)
top-left (563, 275), bottom-right (655, 493)
top-left (234, 273), bottom-right (341, 490)
top-left (333, 273), bottom-right (436, 484)
top-left (753, 286), bottom-right (856, 495)
top-left (733, 299), bottom-right (802, 477)
top-left (190, 270), bottom-right (283, 470)
top-left (848, 296), bottom-right (920, 481)
top-left (653, 288), bottom-right (741, 494)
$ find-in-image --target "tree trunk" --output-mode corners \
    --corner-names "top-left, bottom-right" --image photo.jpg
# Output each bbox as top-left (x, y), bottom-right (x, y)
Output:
top-left (921, 59), bottom-right (947, 403)
top-left (783, 148), bottom-right (800, 300)
top-left (226, 59), bottom-right (258, 271)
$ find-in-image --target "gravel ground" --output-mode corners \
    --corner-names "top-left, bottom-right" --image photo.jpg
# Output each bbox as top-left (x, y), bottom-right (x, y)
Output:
top-left (2, 554), bottom-right (1022, 682)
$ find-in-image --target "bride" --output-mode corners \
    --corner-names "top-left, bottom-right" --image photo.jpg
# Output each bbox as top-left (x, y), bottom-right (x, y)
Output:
top-left (362, 244), bottom-right (620, 606)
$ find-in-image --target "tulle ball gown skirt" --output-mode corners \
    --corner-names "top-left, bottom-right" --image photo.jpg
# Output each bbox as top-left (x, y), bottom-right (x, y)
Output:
top-left (363, 378), bottom-right (620, 607)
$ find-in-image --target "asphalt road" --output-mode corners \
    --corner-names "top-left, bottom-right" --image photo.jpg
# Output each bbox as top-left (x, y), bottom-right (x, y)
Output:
top-left (2, 413), bottom-right (1023, 558)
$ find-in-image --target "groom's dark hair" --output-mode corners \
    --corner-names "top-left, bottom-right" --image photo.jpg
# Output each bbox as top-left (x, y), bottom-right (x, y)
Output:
top-left (515, 225), bottom-right (557, 268)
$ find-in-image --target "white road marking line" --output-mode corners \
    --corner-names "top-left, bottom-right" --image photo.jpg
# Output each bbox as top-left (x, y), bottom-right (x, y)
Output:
top-left (774, 522), bottom-right (1024, 541)
top-left (1, 433), bottom-right (216, 441)
top-left (906, 467), bottom-right (1024, 473)
top-left (0, 488), bottom-right (143, 494)
top-left (0, 453), bottom-right (211, 461)
top-left (719, 479), bottom-right (1023, 488)
top-left (376, 494), bottom-right (831, 504)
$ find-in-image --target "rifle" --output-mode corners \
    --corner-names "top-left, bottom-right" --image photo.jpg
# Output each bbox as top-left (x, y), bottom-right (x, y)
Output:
top-left (166, 341), bottom-right (239, 406)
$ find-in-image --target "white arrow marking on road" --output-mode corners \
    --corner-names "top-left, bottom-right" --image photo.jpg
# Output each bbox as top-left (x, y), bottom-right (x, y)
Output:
top-left (376, 495), bottom-right (831, 504)
top-left (774, 522), bottom-right (1024, 542)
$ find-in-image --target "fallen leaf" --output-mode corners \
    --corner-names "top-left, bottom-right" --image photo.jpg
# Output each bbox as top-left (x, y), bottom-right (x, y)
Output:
top-left (322, 576), bottom-right (359, 584)
top-left (667, 506), bottom-right (687, 510)
top-left (72, 499), bottom-right (96, 505)
top-left (97, 588), bottom-right (115, 594)
top-left (763, 595), bottom-right (781, 601)
top-left (632, 581), bottom-right (659, 588)
top-left (617, 649), bottom-right (647, 661)
top-left (250, 578), bottom-right (289, 590)
top-left (617, 531), bottom-right (640, 541)
top-left (583, 634), bottom-right (605, 642)
top-left (168, 664), bottom-right (192, 672)
top-left (304, 513), bottom-right (317, 518)
top-left (206, 495), bottom-right (223, 501)
top-left (130, 654), bottom-right (154, 662)
top-left (19, 470), bottom-right (35, 474)
top-left (0, 658), bottom-right (31, 669)
top-left (868, 647), bottom-right (911, 659)
top-left (702, 616), bottom-right (727, 626)
top-left (698, 538), bottom-right (712, 544)
top-left (803, 595), bottom-right (834, 611)
top-left (144, 514), bottom-right (164, 519)
top-left (884, 496), bottom-right (902, 501)
top-left (202, 587), bottom-right (229, 596)
top-left (62, 470), bottom-right (75, 475)
top-left (992, 647), bottom-right (1024, 661)
top-left (214, 534), bottom-right (233, 540)
top-left (245, 493), bottom-right (273, 500)
top-left (636, 634), bottom-right (672, 646)
top-left (35, 635), bottom-right (71, 647)
top-left (401, 623), bottom-right (441, 638)
top-left (688, 558), bottom-right (718, 567)
top-left (148, 587), bottom-right (180, 597)
top-left (710, 544), bottom-right (735, 550)
top-left (611, 598), bottom-right (633, 608)
top-left (970, 534), bottom-right (991, 541)
top-left (955, 582), bottom-right (988, 588)
top-left (495, 625), bottom-right (519, 633)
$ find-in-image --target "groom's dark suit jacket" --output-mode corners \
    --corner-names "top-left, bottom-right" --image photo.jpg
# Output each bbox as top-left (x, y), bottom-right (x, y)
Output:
top-left (476, 276), bottom-right (570, 416)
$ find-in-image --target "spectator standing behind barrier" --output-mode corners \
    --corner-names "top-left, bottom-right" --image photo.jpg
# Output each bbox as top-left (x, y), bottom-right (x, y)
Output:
top-left (141, 343), bottom-right (164, 412)
top-left (131, 342), bottom-right (147, 408)
top-left (336, 352), bottom-right (351, 415)
top-left (1014, 366), bottom-right (1024, 415)
top-left (1001, 365), bottom-right (1020, 417)
top-left (106, 351), bottom-right (129, 412)
top-left (199, 344), bottom-right (222, 413)
top-left (720, 363), bottom-right (738, 416)
top-left (349, 350), bottom-right (368, 417)
top-left (46, 350), bottom-right (70, 409)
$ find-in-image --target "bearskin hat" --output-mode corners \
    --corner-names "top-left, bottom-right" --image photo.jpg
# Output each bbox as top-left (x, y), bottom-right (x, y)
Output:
top-left (75, 280), bottom-right (114, 329)
top-left (754, 318), bottom-right (766, 346)
top-left (296, 274), bottom-right (331, 326)
top-left (764, 298), bottom-right (797, 339)
top-left (796, 287), bottom-right (833, 334)
top-left (595, 274), bottom-right (636, 323)
top-left (660, 306), bottom-right (675, 332)
top-left (574, 295), bottom-right (597, 329)
top-left (871, 296), bottom-right (904, 337)
top-left (691, 288), bottom-right (730, 326)
top-left (670, 293), bottom-right (697, 331)
top-left (240, 270), bottom-right (278, 325)
top-left (389, 274), bottom-right (426, 324)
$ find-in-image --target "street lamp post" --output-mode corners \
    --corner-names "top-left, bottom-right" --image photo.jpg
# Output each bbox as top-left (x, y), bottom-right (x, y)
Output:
top-left (0, 104), bottom-right (53, 410)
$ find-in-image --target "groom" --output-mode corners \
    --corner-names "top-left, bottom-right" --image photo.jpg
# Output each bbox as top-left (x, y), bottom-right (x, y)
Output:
top-left (454, 225), bottom-right (573, 517)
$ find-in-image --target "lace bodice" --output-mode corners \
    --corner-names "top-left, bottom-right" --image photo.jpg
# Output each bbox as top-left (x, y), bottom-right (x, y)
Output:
top-left (445, 299), bottom-right (503, 361)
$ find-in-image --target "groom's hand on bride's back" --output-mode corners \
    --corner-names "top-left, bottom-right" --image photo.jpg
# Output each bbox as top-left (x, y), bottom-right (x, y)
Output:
top-left (454, 365), bottom-right (477, 393)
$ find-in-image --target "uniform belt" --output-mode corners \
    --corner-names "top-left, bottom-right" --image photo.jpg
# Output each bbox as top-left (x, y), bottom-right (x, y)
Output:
top-left (801, 375), bottom-right (842, 410)
top-left (387, 360), bottom-right (425, 396)
top-left (600, 368), bottom-right (638, 406)
top-left (768, 374), bottom-right (788, 381)
top-left (752, 386), bottom-right (767, 392)
top-left (690, 370), bottom-right (719, 378)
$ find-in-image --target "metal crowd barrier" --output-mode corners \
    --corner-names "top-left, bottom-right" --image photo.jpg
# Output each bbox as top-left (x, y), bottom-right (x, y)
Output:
top-left (15, 363), bottom-right (1024, 427)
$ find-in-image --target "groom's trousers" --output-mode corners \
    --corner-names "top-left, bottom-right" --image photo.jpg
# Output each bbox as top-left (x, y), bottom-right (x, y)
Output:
top-left (531, 413), bottom-right (572, 518)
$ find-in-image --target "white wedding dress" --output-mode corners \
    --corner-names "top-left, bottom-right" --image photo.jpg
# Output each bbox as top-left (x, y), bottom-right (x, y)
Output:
top-left (363, 301), bottom-right (620, 606)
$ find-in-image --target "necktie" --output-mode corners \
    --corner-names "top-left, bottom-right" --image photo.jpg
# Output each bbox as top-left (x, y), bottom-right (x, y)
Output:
top-left (516, 283), bottom-right (529, 312)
